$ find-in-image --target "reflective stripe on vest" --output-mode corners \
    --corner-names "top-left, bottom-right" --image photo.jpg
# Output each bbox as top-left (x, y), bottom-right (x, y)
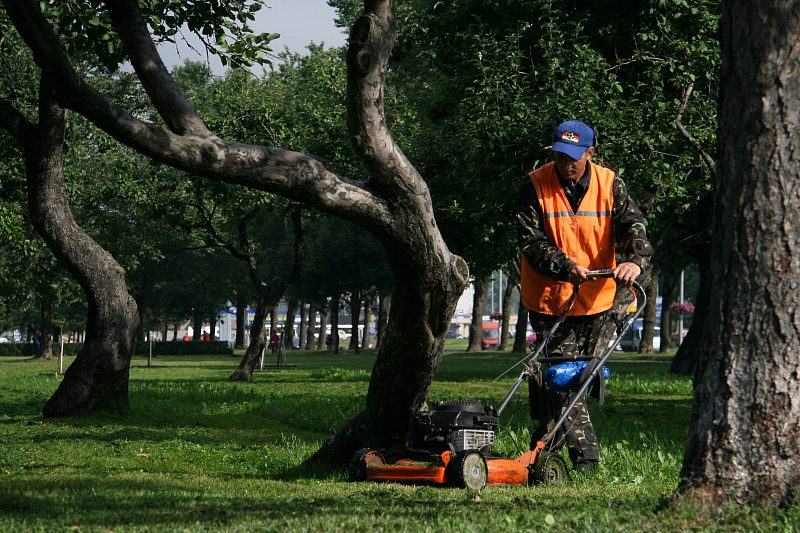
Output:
top-left (521, 162), bottom-right (617, 316)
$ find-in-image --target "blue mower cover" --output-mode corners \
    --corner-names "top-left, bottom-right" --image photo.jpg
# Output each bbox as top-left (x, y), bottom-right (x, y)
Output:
top-left (544, 361), bottom-right (610, 391)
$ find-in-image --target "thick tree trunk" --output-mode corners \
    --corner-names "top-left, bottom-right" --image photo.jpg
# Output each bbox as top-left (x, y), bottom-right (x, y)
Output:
top-left (467, 276), bottom-right (489, 351)
top-left (673, 0), bottom-right (800, 508)
top-left (17, 77), bottom-right (139, 417)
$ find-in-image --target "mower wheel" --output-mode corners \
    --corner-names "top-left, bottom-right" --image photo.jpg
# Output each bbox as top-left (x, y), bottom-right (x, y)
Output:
top-left (447, 451), bottom-right (488, 490)
top-left (348, 449), bottom-right (385, 482)
top-left (531, 452), bottom-right (569, 485)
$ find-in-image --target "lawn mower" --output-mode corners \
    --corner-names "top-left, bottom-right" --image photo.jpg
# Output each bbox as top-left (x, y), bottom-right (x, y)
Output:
top-left (348, 270), bottom-right (646, 490)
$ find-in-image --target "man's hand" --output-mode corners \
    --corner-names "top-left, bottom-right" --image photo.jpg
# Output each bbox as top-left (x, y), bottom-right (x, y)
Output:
top-left (613, 262), bottom-right (641, 288)
top-left (567, 264), bottom-right (590, 286)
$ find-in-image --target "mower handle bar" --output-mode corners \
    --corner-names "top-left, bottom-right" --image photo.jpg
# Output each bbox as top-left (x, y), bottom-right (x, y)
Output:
top-left (494, 271), bottom-right (645, 419)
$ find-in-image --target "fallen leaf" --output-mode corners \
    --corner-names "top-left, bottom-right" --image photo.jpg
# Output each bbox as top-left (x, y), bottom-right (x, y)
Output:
top-left (2, 468), bottom-right (13, 475)
top-left (472, 495), bottom-right (482, 502)
top-left (136, 453), bottom-right (151, 458)
top-left (70, 527), bottom-right (83, 531)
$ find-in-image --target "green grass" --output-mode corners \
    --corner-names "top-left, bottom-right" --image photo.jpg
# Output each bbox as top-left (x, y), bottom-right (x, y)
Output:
top-left (0, 351), bottom-right (796, 532)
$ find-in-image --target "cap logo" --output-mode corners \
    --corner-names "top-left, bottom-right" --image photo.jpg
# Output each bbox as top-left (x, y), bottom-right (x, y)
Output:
top-left (561, 131), bottom-right (580, 143)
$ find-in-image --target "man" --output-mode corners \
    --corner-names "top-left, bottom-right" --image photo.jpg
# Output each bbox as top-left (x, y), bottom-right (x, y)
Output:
top-left (517, 120), bottom-right (653, 473)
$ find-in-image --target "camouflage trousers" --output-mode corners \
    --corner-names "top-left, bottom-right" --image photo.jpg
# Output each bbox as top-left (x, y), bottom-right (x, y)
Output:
top-left (528, 311), bottom-right (604, 464)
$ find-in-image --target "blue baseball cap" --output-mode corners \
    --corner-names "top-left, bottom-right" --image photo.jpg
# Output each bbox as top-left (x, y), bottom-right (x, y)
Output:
top-left (551, 121), bottom-right (594, 160)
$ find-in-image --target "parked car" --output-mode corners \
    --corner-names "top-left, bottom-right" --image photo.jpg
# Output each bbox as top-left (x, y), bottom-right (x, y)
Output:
top-left (618, 326), bottom-right (661, 352)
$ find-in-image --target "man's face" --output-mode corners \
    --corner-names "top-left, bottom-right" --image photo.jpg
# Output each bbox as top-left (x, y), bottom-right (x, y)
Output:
top-left (554, 147), bottom-right (594, 182)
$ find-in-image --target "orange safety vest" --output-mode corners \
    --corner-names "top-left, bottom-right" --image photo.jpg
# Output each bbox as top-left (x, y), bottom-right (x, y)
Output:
top-left (521, 162), bottom-right (617, 316)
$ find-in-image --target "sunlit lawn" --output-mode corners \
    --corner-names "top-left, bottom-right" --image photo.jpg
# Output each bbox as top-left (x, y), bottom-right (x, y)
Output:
top-left (0, 349), bottom-right (796, 532)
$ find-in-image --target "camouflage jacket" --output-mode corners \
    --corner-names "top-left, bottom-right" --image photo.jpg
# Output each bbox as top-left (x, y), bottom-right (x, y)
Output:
top-left (517, 164), bottom-right (653, 282)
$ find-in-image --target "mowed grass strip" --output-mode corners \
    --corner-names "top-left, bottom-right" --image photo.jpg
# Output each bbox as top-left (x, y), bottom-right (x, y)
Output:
top-left (1, 351), bottom-right (797, 532)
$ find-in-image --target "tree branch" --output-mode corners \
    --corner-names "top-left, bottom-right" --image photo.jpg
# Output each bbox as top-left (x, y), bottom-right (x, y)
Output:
top-left (2, 0), bottom-right (391, 229)
top-left (675, 82), bottom-right (716, 171)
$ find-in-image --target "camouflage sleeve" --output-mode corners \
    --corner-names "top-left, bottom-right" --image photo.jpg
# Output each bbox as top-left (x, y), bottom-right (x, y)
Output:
top-left (611, 176), bottom-right (653, 270)
top-left (517, 178), bottom-right (575, 282)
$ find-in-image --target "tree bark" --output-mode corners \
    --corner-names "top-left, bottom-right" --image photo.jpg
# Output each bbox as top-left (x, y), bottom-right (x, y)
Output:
top-left (3, 75), bottom-right (140, 416)
top-left (673, 0), bottom-right (800, 508)
top-left (330, 294), bottom-right (340, 354)
top-left (305, 304), bottom-right (316, 350)
top-left (512, 296), bottom-right (529, 353)
top-left (298, 303), bottom-right (308, 350)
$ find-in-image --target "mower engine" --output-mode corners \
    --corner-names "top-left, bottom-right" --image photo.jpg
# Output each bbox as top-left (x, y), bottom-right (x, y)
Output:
top-left (410, 400), bottom-right (499, 458)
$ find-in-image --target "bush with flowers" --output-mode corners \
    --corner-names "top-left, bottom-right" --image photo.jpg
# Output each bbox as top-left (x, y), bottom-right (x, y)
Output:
top-left (669, 302), bottom-right (695, 314)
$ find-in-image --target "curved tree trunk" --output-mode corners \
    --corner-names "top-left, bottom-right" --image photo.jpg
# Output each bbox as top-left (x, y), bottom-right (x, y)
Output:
top-left (673, 0), bottom-right (800, 508)
top-left (13, 77), bottom-right (139, 417)
top-left (230, 207), bottom-right (303, 381)
top-left (230, 287), bottom-right (271, 381)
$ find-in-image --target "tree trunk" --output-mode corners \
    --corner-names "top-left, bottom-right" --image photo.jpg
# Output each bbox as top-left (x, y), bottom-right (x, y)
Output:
top-left (297, 302), bottom-right (307, 350)
top-left (317, 304), bottom-right (329, 350)
top-left (360, 295), bottom-right (370, 350)
top-left (14, 76), bottom-right (139, 417)
top-left (467, 276), bottom-right (489, 351)
top-left (512, 295), bottom-right (529, 353)
top-left (305, 305), bottom-right (316, 350)
top-left (330, 294), bottom-right (340, 354)
top-left (284, 299), bottom-right (298, 350)
top-left (230, 287), bottom-right (271, 382)
top-left (499, 274), bottom-right (514, 351)
top-left (235, 300), bottom-right (246, 350)
top-left (35, 299), bottom-right (54, 361)
top-left (230, 208), bottom-right (303, 380)
top-left (348, 291), bottom-right (361, 352)
top-left (639, 273), bottom-right (659, 354)
top-left (658, 269), bottom-right (679, 352)
top-left (673, 0), bottom-right (800, 508)
top-left (192, 309), bottom-right (202, 341)
top-left (376, 293), bottom-right (390, 350)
